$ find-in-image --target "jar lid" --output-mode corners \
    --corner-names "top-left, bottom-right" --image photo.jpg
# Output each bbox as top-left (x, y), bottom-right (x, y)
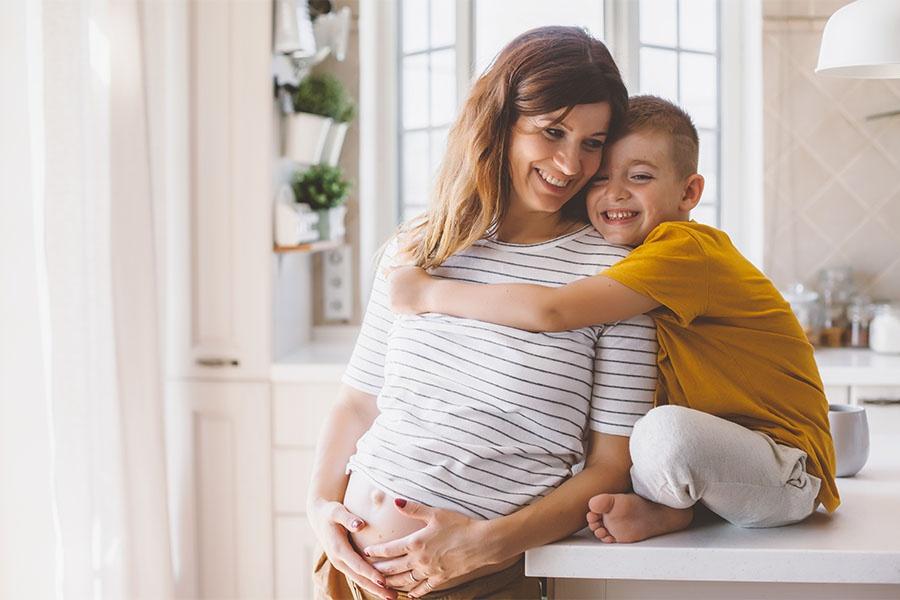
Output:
top-left (782, 283), bottom-right (819, 303)
top-left (872, 302), bottom-right (900, 315)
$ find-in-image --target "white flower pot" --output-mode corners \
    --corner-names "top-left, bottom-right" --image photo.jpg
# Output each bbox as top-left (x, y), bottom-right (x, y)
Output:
top-left (322, 121), bottom-right (349, 167)
top-left (316, 205), bottom-right (347, 241)
top-left (284, 112), bottom-right (332, 165)
top-left (274, 185), bottom-right (320, 246)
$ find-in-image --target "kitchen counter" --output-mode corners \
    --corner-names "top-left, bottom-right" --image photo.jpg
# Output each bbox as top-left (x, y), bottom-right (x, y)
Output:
top-left (272, 332), bottom-right (900, 387)
top-left (815, 348), bottom-right (900, 386)
top-left (525, 433), bottom-right (900, 587)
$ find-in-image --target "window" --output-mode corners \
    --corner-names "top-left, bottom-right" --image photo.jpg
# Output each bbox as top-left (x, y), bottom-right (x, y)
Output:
top-left (376, 0), bottom-right (761, 266)
top-left (397, 0), bottom-right (605, 222)
top-left (398, 0), bottom-right (459, 222)
top-left (634, 0), bottom-right (720, 226)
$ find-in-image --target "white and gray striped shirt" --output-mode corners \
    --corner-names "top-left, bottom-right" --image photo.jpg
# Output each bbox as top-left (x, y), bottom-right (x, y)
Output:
top-left (344, 225), bottom-right (658, 520)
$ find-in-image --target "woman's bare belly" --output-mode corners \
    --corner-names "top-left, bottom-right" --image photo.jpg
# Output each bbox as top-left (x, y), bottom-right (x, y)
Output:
top-left (342, 470), bottom-right (519, 590)
top-left (343, 469), bottom-right (426, 551)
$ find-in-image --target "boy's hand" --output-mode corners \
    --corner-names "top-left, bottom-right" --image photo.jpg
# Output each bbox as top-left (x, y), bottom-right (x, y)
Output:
top-left (387, 266), bottom-right (432, 314)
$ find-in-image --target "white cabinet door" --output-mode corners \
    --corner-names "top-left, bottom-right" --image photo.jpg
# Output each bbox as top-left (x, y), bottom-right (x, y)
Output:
top-left (166, 380), bottom-right (274, 599)
top-left (852, 386), bottom-right (900, 435)
top-left (167, 0), bottom-right (273, 380)
top-left (271, 380), bottom-right (342, 599)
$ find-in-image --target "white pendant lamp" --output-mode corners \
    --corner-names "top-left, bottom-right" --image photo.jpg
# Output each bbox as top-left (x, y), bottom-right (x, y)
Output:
top-left (816, 0), bottom-right (900, 78)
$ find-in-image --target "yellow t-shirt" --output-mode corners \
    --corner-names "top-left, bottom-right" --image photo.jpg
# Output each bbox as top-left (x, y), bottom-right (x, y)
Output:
top-left (603, 221), bottom-right (839, 512)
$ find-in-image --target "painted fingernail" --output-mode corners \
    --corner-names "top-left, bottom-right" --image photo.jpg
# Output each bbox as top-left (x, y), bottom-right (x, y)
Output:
top-left (394, 498), bottom-right (407, 508)
top-left (351, 519), bottom-right (362, 529)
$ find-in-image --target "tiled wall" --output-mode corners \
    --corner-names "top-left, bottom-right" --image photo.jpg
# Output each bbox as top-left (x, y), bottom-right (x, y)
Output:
top-left (762, 0), bottom-right (900, 301)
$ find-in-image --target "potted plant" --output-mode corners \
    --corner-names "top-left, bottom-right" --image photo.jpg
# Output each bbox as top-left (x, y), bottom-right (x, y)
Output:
top-left (290, 164), bottom-right (351, 241)
top-left (284, 73), bottom-right (353, 165)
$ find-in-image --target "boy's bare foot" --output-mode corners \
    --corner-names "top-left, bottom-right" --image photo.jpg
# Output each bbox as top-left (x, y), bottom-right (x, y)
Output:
top-left (586, 493), bottom-right (693, 543)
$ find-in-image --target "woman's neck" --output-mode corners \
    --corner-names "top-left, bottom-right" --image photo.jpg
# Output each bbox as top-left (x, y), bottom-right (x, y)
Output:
top-left (494, 210), bottom-right (583, 244)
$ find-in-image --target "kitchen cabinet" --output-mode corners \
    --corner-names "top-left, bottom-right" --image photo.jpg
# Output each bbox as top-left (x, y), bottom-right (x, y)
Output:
top-left (825, 385), bottom-right (900, 436)
top-left (165, 380), bottom-right (273, 599)
top-left (817, 349), bottom-right (900, 435)
top-left (271, 379), bottom-right (342, 599)
top-left (166, 0), bottom-right (273, 382)
top-left (162, 0), bottom-right (275, 597)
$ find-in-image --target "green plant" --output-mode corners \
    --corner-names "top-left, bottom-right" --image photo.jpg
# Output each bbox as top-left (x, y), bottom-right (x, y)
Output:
top-left (290, 73), bottom-right (355, 122)
top-left (336, 99), bottom-right (356, 123)
top-left (290, 164), bottom-right (351, 210)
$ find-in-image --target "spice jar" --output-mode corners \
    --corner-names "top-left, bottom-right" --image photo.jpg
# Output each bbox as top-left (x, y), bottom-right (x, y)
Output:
top-left (818, 267), bottom-right (853, 347)
top-left (782, 283), bottom-right (822, 346)
top-left (845, 297), bottom-right (872, 348)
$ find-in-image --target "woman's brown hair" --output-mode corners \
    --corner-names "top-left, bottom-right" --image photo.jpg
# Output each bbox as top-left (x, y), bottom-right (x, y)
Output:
top-left (400, 26), bottom-right (627, 269)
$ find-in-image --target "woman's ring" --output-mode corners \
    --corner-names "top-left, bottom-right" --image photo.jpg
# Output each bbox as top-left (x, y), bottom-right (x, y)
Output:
top-left (422, 580), bottom-right (433, 593)
top-left (410, 570), bottom-right (421, 582)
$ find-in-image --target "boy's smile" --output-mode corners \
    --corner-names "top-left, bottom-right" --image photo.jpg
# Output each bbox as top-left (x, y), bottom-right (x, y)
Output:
top-left (587, 130), bottom-right (703, 246)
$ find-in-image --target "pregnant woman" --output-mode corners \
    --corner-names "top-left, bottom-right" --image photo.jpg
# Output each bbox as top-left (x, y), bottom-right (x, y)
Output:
top-left (308, 26), bottom-right (658, 600)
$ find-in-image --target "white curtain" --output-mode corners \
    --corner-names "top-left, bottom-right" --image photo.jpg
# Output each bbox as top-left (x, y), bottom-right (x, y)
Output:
top-left (1, 1), bottom-right (174, 598)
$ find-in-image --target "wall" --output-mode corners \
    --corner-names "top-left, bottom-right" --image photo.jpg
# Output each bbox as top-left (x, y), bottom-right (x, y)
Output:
top-left (313, 0), bottom-right (362, 326)
top-left (762, 0), bottom-right (900, 300)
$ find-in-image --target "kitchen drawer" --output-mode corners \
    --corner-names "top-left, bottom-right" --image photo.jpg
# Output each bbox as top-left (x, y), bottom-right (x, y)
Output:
top-left (275, 516), bottom-right (320, 599)
top-left (852, 386), bottom-right (900, 436)
top-left (273, 382), bottom-right (341, 446)
top-left (273, 448), bottom-right (315, 513)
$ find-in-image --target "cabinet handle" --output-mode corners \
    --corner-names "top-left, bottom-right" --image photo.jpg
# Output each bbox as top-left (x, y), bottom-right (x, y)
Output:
top-left (196, 357), bottom-right (240, 367)
top-left (861, 398), bottom-right (900, 406)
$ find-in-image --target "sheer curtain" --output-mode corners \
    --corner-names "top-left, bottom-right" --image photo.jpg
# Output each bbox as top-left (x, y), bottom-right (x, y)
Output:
top-left (1, 1), bottom-right (174, 598)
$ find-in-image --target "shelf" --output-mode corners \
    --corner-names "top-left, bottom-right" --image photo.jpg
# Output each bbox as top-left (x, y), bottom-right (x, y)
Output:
top-left (273, 238), bottom-right (344, 254)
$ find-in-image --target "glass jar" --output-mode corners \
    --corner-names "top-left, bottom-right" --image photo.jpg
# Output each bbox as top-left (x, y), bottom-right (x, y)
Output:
top-left (818, 267), bottom-right (853, 347)
top-left (844, 297), bottom-right (872, 348)
top-left (782, 283), bottom-right (822, 346)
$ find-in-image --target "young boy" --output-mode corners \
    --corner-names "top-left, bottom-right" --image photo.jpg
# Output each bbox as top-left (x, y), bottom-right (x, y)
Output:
top-left (387, 95), bottom-right (839, 543)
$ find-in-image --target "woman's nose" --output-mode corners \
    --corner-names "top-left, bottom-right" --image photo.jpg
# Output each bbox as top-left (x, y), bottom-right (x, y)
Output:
top-left (553, 144), bottom-right (581, 176)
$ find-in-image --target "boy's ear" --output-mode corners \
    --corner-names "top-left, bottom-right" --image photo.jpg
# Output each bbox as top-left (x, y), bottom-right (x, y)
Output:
top-left (679, 174), bottom-right (704, 213)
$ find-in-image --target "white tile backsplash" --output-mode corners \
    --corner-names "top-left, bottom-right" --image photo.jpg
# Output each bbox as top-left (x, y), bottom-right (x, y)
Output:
top-left (763, 5), bottom-right (900, 301)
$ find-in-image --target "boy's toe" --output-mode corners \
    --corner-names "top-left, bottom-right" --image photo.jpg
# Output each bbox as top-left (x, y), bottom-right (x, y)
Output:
top-left (588, 493), bottom-right (615, 514)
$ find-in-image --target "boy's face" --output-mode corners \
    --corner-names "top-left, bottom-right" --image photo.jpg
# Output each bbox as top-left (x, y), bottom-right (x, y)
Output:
top-left (586, 130), bottom-right (698, 246)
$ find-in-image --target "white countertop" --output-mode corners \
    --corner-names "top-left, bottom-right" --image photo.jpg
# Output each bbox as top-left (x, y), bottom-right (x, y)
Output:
top-left (524, 433), bottom-right (900, 585)
top-left (815, 348), bottom-right (900, 386)
top-left (271, 332), bottom-right (900, 388)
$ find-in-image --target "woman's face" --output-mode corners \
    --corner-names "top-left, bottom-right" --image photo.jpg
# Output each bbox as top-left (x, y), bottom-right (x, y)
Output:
top-left (506, 102), bottom-right (612, 218)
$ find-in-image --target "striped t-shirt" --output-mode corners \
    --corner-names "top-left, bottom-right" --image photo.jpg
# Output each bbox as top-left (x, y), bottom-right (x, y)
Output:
top-left (343, 225), bottom-right (658, 520)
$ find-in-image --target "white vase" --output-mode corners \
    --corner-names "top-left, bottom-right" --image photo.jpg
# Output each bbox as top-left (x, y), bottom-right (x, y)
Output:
top-left (322, 121), bottom-right (349, 167)
top-left (284, 112), bottom-right (332, 165)
top-left (316, 205), bottom-right (347, 241)
top-left (274, 185), bottom-right (320, 246)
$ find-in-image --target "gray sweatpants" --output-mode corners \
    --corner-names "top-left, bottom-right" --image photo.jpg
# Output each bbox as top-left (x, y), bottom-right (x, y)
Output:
top-left (629, 405), bottom-right (821, 528)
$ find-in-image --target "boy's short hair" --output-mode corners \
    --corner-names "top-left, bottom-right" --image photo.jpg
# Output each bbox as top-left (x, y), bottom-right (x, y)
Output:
top-left (619, 95), bottom-right (699, 178)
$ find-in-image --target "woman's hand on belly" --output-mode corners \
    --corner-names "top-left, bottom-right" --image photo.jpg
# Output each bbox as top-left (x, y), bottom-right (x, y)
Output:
top-left (363, 498), bottom-right (512, 597)
top-left (307, 497), bottom-right (396, 599)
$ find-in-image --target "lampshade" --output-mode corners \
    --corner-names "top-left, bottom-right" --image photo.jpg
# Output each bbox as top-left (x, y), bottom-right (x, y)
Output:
top-left (816, 0), bottom-right (900, 78)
